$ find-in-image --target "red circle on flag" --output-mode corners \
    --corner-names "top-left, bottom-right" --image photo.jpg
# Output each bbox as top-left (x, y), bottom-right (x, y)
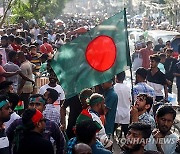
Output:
top-left (85, 35), bottom-right (116, 72)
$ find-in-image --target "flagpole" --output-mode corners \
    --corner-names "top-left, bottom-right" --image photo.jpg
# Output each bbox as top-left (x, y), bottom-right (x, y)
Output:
top-left (124, 8), bottom-right (134, 105)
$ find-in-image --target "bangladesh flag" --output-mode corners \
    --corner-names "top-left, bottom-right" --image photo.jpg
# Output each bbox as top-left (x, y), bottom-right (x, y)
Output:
top-left (51, 9), bottom-right (130, 98)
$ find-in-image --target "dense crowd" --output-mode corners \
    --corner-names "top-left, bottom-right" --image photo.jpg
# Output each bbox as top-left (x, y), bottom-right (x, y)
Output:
top-left (0, 15), bottom-right (180, 154)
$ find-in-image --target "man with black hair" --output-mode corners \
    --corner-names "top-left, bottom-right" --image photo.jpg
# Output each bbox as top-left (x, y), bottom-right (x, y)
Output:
top-left (76, 93), bottom-right (113, 148)
top-left (8, 35), bottom-right (21, 52)
top-left (114, 71), bottom-right (131, 137)
top-left (147, 54), bottom-right (168, 101)
top-left (145, 106), bottom-right (179, 154)
top-left (3, 50), bottom-right (34, 92)
top-left (133, 67), bottom-right (155, 100)
top-left (79, 88), bottom-right (93, 109)
top-left (39, 73), bottom-right (65, 111)
top-left (121, 122), bottom-right (159, 154)
top-left (7, 94), bottom-right (65, 154)
top-left (0, 35), bottom-right (13, 65)
top-left (130, 94), bottom-right (155, 130)
top-left (14, 108), bottom-right (54, 154)
top-left (67, 120), bottom-right (112, 154)
top-left (4, 93), bottom-right (20, 130)
top-left (40, 37), bottom-right (53, 54)
top-left (140, 41), bottom-right (154, 69)
top-left (164, 49), bottom-right (178, 93)
top-left (0, 95), bottom-right (12, 154)
top-left (43, 88), bottom-right (60, 126)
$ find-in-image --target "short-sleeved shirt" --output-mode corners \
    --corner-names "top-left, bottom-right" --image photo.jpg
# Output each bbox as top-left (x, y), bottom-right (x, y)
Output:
top-left (138, 112), bottom-right (156, 130)
top-left (3, 62), bottom-right (21, 92)
top-left (133, 82), bottom-right (155, 100)
top-left (140, 48), bottom-right (154, 69)
top-left (147, 69), bottom-right (166, 97)
top-left (43, 104), bottom-right (60, 126)
top-left (39, 84), bottom-right (65, 103)
top-left (19, 60), bottom-right (34, 93)
top-left (104, 87), bottom-right (118, 135)
top-left (154, 44), bottom-right (165, 52)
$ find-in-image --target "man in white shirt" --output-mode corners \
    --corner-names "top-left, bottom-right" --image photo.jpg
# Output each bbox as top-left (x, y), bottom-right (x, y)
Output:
top-left (39, 73), bottom-right (65, 111)
top-left (114, 71), bottom-right (131, 137)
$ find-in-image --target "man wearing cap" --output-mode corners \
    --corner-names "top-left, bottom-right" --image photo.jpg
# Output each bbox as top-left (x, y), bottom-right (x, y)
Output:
top-left (102, 80), bottom-right (118, 138)
top-left (0, 95), bottom-right (12, 154)
top-left (76, 93), bottom-right (113, 149)
top-left (14, 108), bottom-right (54, 154)
top-left (6, 94), bottom-right (65, 154)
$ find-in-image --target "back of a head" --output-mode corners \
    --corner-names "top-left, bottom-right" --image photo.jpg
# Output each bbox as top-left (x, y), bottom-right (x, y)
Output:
top-left (72, 143), bottom-right (92, 154)
top-left (136, 67), bottom-right (147, 79)
top-left (8, 35), bottom-right (15, 42)
top-left (159, 53), bottom-right (166, 59)
top-left (17, 51), bottom-right (25, 59)
top-left (150, 54), bottom-right (160, 63)
top-left (46, 88), bottom-right (59, 103)
top-left (1, 35), bottom-right (8, 41)
top-left (0, 94), bottom-right (8, 105)
top-left (116, 71), bottom-right (125, 82)
top-left (8, 93), bottom-right (19, 111)
top-left (22, 108), bottom-right (37, 130)
top-left (76, 120), bottom-right (98, 144)
top-left (8, 50), bottom-right (17, 61)
top-left (156, 105), bottom-right (176, 120)
top-left (129, 122), bottom-right (152, 139)
top-left (43, 37), bottom-right (48, 43)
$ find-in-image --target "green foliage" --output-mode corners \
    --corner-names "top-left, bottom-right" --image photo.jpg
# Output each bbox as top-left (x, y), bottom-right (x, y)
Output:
top-left (10, 0), bottom-right (69, 24)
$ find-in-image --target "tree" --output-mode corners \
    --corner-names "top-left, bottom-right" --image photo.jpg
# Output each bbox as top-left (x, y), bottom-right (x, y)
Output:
top-left (10, 0), bottom-right (70, 24)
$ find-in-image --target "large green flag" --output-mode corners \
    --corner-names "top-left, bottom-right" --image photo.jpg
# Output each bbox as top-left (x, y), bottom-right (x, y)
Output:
top-left (51, 9), bottom-right (130, 98)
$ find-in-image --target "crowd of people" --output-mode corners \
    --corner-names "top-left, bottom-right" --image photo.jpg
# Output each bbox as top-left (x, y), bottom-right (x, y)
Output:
top-left (0, 15), bottom-right (180, 154)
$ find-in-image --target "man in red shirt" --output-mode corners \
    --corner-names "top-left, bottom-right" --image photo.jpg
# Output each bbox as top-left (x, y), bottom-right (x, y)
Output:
top-left (40, 37), bottom-right (53, 54)
top-left (140, 41), bottom-right (154, 69)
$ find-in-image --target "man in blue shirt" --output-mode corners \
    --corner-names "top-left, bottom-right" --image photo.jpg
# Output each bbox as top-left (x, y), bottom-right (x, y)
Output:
top-left (102, 80), bottom-right (118, 136)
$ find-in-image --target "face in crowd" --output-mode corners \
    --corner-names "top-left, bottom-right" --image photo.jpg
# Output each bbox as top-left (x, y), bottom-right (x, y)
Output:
top-left (135, 95), bottom-right (150, 112)
top-left (0, 97), bottom-right (12, 123)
